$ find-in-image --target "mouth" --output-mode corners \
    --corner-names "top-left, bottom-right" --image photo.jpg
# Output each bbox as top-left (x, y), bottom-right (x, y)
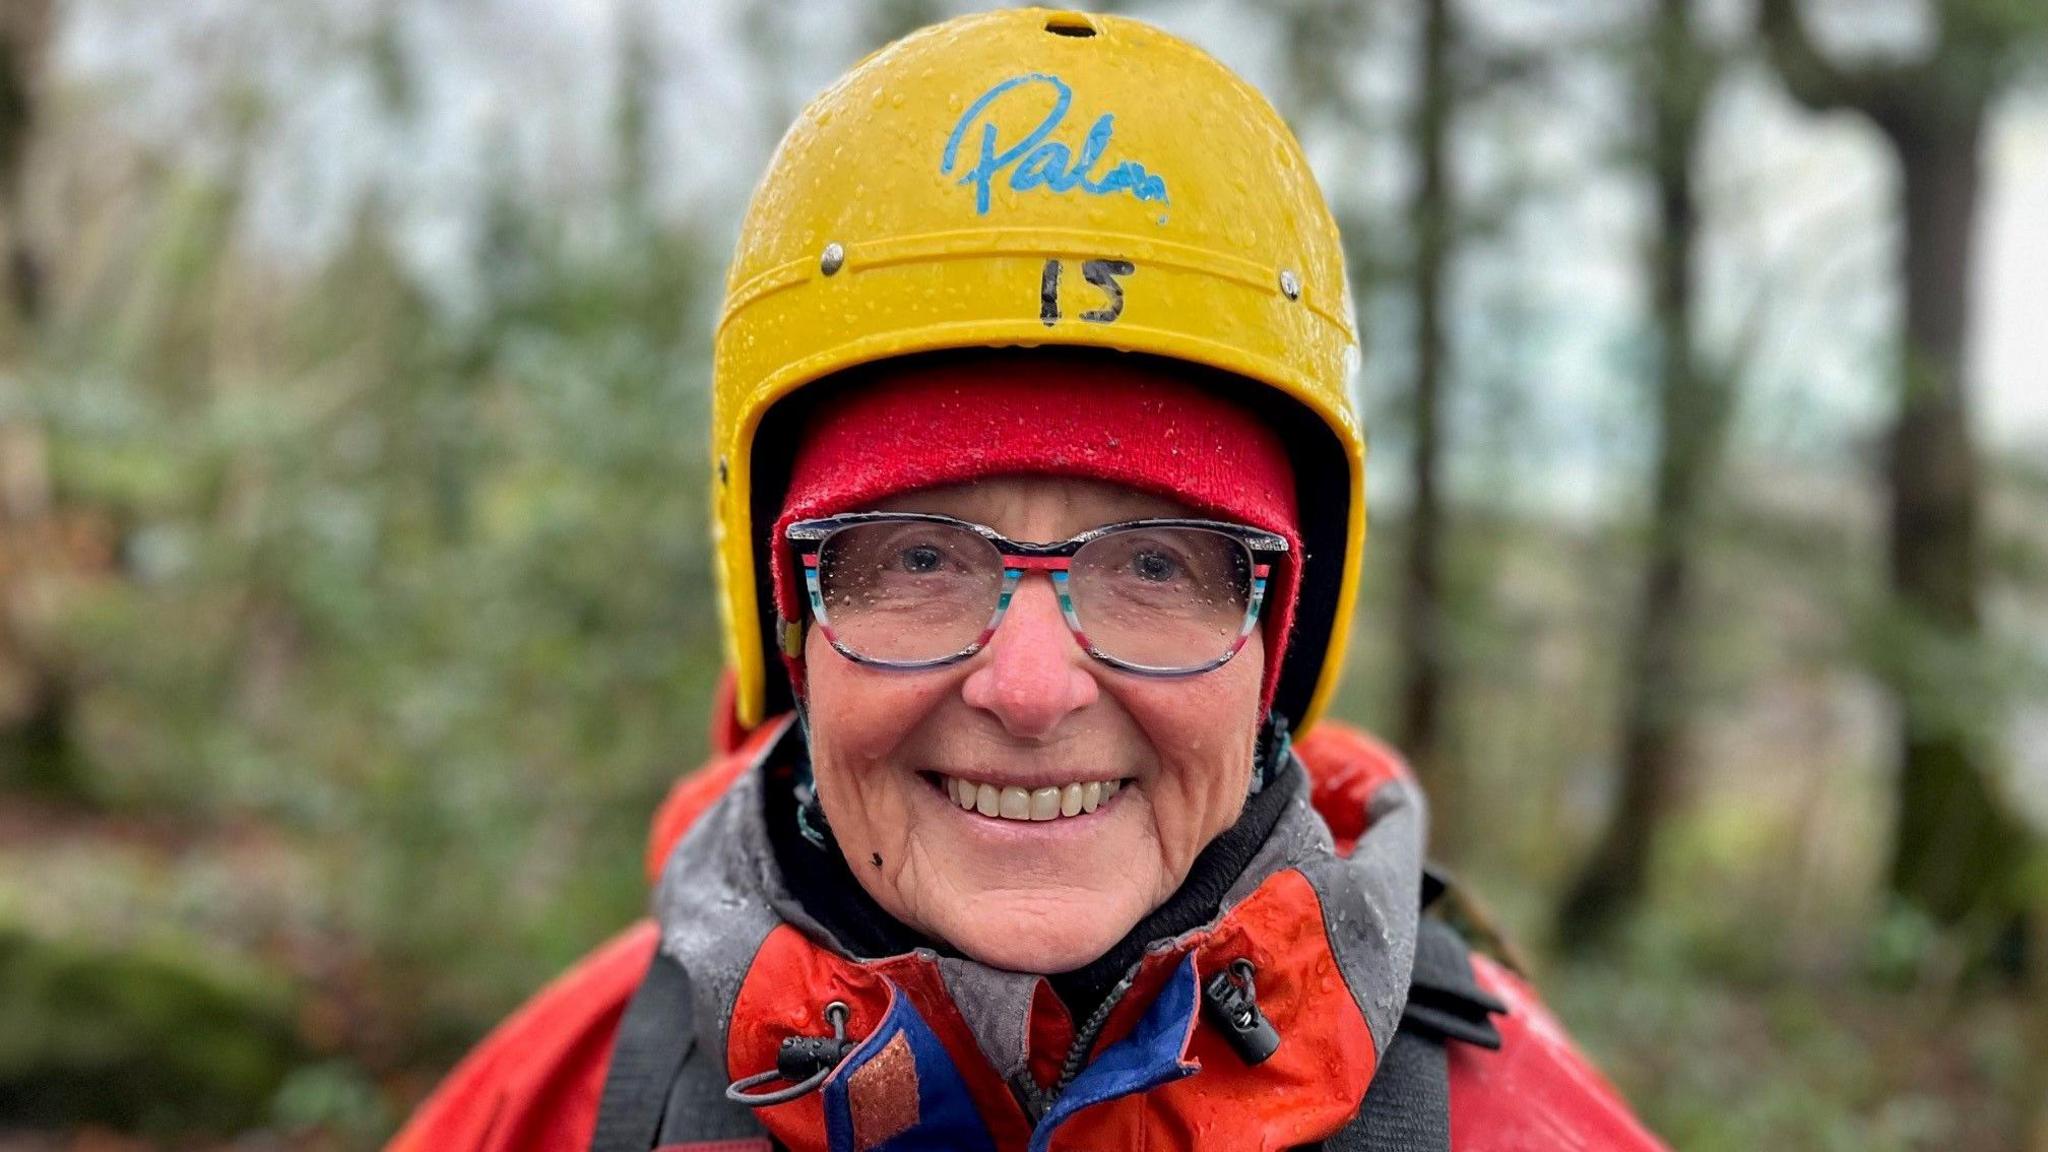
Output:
top-left (922, 772), bottom-right (1128, 823)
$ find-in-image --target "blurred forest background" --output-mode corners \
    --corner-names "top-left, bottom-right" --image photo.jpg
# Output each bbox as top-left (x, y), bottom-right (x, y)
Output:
top-left (0, 0), bottom-right (2044, 1148)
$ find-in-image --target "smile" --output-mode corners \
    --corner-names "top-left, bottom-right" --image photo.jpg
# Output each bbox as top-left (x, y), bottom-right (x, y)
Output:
top-left (928, 773), bottom-right (1126, 822)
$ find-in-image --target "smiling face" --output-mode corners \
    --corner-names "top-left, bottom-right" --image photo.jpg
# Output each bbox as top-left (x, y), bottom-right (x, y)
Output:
top-left (801, 476), bottom-right (1266, 974)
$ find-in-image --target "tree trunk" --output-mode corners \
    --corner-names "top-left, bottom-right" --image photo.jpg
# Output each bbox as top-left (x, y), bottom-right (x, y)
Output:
top-left (0, 0), bottom-right (49, 329)
top-left (1557, 0), bottom-right (1720, 946)
top-left (0, 0), bottom-right (76, 799)
top-left (1879, 104), bottom-right (2027, 940)
top-left (2032, 895), bottom-right (2048, 1149)
top-left (1395, 0), bottom-right (1455, 828)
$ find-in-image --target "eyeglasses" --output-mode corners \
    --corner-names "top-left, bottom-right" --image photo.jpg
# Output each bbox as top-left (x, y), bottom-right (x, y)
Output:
top-left (785, 512), bottom-right (1287, 676)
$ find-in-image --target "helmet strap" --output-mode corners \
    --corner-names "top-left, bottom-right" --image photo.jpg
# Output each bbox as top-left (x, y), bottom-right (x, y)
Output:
top-left (777, 613), bottom-right (810, 712)
top-left (1250, 713), bottom-right (1290, 798)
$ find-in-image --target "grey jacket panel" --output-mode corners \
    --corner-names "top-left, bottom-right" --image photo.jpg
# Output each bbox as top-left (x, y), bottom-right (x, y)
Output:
top-left (1296, 772), bottom-right (1426, 1055)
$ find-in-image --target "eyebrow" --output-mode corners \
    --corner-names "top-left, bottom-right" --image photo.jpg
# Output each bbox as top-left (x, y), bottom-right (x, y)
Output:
top-left (871, 495), bottom-right (1197, 533)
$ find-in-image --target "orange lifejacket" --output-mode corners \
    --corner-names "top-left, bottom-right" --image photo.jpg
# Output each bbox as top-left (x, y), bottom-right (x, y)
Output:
top-left (390, 716), bottom-right (1666, 1152)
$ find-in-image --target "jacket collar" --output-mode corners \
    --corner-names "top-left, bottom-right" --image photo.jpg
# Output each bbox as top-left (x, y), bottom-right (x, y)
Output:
top-left (650, 715), bottom-right (1426, 1150)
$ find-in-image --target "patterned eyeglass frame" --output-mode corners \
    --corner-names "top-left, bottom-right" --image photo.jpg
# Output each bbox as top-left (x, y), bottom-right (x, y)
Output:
top-left (784, 512), bottom-right (1288, 676)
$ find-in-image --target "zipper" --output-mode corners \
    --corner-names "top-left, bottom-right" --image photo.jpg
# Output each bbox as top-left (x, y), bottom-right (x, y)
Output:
top-left (1013, 964), bottom-right (1144, 1127)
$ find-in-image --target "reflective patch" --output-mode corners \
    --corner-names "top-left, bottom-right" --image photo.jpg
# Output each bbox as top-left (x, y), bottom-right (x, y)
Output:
top-left (848, 1032), bottom-right (919, 1150)
top-left (823, 984), bottom-right (996, 1152)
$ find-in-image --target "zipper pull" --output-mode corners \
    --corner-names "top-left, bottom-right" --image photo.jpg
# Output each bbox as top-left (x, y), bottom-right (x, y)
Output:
top-left (1202, 960), bottom-right (1281, 1066)
top-left (725, 1001), bottom-right (855, 1107)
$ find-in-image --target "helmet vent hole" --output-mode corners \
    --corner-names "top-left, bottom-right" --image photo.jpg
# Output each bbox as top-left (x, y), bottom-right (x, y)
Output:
top-left (1044, 15), bottom-right (1097, 37)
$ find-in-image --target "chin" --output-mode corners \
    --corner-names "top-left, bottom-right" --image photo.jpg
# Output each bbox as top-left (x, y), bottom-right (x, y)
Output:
top-left (933, 897), bottom-right (1138, 975)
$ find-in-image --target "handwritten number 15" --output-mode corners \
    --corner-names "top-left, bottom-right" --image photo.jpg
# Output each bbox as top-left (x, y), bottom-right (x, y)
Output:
top-left (1040, 259), bottom-right (1134, 326)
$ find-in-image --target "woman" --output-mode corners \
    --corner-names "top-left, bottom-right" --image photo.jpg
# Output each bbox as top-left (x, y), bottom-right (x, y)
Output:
top-left (392, 10), bottom-right (1666, 1150)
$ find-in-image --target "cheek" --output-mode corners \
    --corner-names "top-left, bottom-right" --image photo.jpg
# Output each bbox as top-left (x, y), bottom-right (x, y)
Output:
top-left (1113, 645), bottom-right (1265, 861)
top-left (802, 634), bottom-right (953, 838)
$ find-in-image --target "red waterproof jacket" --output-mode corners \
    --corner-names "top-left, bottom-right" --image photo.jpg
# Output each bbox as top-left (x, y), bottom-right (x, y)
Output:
top-left (390, 714), bottom-right (1665, 1151)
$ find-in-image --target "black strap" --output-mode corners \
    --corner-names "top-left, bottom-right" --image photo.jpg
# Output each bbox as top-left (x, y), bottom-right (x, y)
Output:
top-left (1320, 916), bottom-right (1507, 1150)
top-left (590, 948), bottom-right (700, 1152)
top-left (1402, 918), bottom-right (1506, 1051)
top-left (591, 947), bottom-right (775, 1151)
top-left (1325, 1028), bottom-right (1451, 1151)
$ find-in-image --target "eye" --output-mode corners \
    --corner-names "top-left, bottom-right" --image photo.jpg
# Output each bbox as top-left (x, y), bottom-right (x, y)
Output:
top-left (1130, 549), bottom-right (1180, 582)
top-left (897, 544), bottom-right (945, 573)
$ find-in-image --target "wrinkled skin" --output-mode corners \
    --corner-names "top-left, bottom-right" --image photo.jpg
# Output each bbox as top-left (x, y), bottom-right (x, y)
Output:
top-left (803, 476), bottom-right (1264, 973)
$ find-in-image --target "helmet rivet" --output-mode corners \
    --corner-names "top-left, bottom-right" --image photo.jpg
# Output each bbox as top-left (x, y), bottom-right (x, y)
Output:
top-left (1278, 269), bottom-right (1301, 301)
top-left (820, 242), bottom-right (846, 276)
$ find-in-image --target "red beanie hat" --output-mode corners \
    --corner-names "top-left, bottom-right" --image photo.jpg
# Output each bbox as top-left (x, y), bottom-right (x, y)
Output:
top-left (772, 353), bottom-right (1303, 712)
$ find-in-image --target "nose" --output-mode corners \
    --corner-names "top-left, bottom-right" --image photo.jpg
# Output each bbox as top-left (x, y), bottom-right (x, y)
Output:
top-left (960, 574), bottom-right (1099, 739)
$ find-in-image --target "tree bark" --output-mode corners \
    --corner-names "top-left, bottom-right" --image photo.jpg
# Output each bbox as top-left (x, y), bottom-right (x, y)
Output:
top-left (0, 0), bottom-right (74, 798)
top-left (1757, 0), bottom-right (2037, 968)
top-left (2031, 899), bottom-right (2048, 1150)
top-left (1878, 102), bottom-right (2027, 936)
top-left (0, 0), bottom-right (49, 328)
top-left (1557, 0), bottom-right (1721, 947)
top-left (1395, 0), bottom-right (1456, 821)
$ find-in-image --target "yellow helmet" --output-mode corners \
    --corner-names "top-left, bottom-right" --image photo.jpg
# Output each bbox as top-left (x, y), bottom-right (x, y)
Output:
top-left (712, 8), bottom-right (1364, 732)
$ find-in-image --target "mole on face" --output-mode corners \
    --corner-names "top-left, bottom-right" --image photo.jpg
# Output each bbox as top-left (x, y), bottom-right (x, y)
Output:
top-left (871, 853), bottom-right (884, 869)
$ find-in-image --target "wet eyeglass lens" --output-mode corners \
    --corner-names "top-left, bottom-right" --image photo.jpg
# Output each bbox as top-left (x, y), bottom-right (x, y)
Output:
top-left (1069, 527), bottom-right (1254, 670)
top-left (816, 521), bottom-right (1004, 663)
top-left (813, 521), bottom-right (1256, 671)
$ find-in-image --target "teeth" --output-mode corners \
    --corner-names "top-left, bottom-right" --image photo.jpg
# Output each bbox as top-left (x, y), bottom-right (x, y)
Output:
top-left (1030, 787), bottom-right (1061, 821)
top-left (996, 787), bottom-right (1026, 819)
top-left (939, 775), bottom-right (1127, 823)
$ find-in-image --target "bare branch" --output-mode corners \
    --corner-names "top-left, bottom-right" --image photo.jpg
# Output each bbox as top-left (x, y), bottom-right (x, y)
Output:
top-left (1755, 0), bottom-right (1912, 118)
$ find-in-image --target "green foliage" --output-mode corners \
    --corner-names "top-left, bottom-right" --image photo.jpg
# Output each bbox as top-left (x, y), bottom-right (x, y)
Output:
top-left (271, 1060), bottom-right (392, 1145)
top-left (5, 3), bottom-right (2044, 1147)
top-left (12, 157), bottom-right (732, 1129)
top-left (1554, 920), bottom-right (2030, 1152)
top-left (0, 922), bottom-right (302, 1133)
